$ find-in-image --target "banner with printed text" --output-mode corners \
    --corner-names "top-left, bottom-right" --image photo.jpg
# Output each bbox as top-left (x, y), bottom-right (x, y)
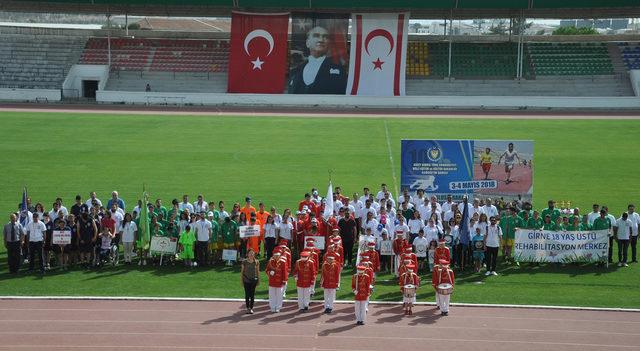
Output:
top-left (514, 229), bottom-right (609, 263)
top-left (400, 140), bottom-right (533, 201)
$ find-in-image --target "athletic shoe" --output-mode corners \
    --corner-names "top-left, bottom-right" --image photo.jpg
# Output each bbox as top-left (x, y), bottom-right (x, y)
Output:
top-left (491, 271), bottom-right (498, 276)
top-left (485, 271), bottom-right (491, 276)
top-left (249, 309), bottom-right (254, 314)
top-left (623, 263), bottom-right (629, 267)
top-left (618, 262), bottom-right (623, 267)
top-left (443, 311), bottom-right (448, 316)
top-left (327, 309), bottom-right (332, 314)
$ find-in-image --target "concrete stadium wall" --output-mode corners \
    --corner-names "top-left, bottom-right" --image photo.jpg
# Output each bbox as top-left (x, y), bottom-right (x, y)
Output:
top-left (62, 64), bottom-right (109, 98)
top-left (96, 90), bottom-right (640, 110)
top-left (0, 88), bottom-right (61, 102)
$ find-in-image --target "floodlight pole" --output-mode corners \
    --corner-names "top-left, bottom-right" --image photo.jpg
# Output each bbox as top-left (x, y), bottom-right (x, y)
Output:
top-left (447, 9), bottom-right (453, 81)
top-left (107, 14), bottom-right (112, 70)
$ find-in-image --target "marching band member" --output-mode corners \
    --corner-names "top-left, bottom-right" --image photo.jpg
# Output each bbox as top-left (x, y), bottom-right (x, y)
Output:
top-left (434, 238), bottom-right (450, 265)
top-left (352, 265), bottom-right (372, 325)
top-left (304, 238), bottom-right (320, 295)
top-left (367, 242), bottom-right (380, 274)
top-left (275, 241), bottom-right (291, 298)
top-left (401, 246), bottom-right (418, 273)
top-left (294, 251), bottom-right (316, 312)
top-left (432, 258), bottom-right (455, 316)
top-left (393, 231), bottom-right (408, 277)
top-left (400, 264), bottom-right (420, 315)
top-left (321, 255), bottom-right (340, 313)
top-left (265, 251), bottom-right (288, 313)
top-left (397, 258), bottom-right (413, 280)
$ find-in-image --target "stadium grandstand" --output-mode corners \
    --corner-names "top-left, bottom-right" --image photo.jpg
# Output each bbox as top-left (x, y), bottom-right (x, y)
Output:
top-left (0, 0), bottom-right (639, 108)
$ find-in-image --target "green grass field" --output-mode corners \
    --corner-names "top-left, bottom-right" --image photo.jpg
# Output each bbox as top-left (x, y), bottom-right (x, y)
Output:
top-left (1, 111), bottom-right (639, 308)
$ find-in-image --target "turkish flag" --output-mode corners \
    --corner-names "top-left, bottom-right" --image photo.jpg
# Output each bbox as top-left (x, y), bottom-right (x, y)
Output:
top-left (346, 13), bottom-right (409, 96)
top-left (227, 12), bottom-right (289, 93)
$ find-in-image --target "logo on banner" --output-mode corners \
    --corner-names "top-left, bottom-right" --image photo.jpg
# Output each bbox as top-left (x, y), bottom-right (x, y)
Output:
top-left (427, 146), bottom-right (442, 162)
top-left (243, 29), bottom-right (274, 70)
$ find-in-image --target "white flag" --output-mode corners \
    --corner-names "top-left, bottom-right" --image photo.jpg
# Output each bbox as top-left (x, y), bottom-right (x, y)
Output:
top-left (323, 181), bottom-right (333, 219)
top-left (346, 12), bottom-right (409, 96)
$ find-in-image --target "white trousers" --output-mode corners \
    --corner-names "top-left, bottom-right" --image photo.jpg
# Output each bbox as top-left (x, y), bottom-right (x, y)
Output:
top-left (354, 299), bottom-right (368, 323)
top-left (394, 255), bottom-right (400, 276)
top-left (297, 287), bottom-right (311, 309)
top-left (269, 286), bottom-right (284, 311)
top-left (282, 281), bottom-right (288, 298)
top-left (324, 288), bottom-right (336, 309)
top-left (436, 292), bottom-right (450, 312)
top-left (122, 242), bottom-right (134, 262)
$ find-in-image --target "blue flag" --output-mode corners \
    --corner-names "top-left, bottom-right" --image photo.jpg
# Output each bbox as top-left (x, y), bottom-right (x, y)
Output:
top-left (19, 187), bottom-right (28, 226)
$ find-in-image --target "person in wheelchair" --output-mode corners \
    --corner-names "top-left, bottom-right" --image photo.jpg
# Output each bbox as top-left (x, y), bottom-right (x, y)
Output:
top-left (97, 226), bottom-right (115, 266)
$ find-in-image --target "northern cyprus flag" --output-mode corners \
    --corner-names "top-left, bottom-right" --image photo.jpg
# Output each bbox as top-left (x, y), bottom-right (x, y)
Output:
top-left (323, 181), bottom-right (333, 219)
top-left (346, 12), bottom-right (409, 96)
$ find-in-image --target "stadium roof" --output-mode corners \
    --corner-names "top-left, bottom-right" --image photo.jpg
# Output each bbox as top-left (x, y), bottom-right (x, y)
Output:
top-left (2, 0), bottom-right (640, 19)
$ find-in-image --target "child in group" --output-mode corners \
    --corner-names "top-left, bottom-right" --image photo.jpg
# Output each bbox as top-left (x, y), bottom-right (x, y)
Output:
top-left (98, 226), bottom-right (114, 267)
top-left (178, 225), bottom-right (196, 267)
top-left (427, 240), bottom-right (437, 271)
top-left (378, 230), bottom-right (391, 273)
top-left (412, 229), bottom-right (429, 272)
top-left (471, 227), bottom-right (485, 273)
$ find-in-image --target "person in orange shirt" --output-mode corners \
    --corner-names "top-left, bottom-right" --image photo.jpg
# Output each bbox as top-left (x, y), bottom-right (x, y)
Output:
top-left (240, 197), bottom-right (258, 255)
top-left (246, 215), bottom-right (260, 254)
top-left (256, 202), bottom-right (270, 249)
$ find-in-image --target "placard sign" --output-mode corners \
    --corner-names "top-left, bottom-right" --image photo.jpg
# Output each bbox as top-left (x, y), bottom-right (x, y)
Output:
top-left (222, 249), bottom-right (238, 261)
top-left (150, 236), bottom-right (177, 255)
top-left (379, 240), bottom-right (393, 256)
top-left (304, 235), bottom-right (325, 250)
top-left (52, 230), bottom-right (72, 245)
top-left (239, 225), bottom-right (261, 238)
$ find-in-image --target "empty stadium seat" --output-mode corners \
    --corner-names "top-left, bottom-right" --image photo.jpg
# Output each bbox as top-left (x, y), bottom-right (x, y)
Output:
top-left (528, 43), bottom-right (614, 76)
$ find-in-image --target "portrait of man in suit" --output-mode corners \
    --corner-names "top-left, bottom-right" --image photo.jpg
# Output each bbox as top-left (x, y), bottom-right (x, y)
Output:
top-left (288, 24), bottom-right (348, 95)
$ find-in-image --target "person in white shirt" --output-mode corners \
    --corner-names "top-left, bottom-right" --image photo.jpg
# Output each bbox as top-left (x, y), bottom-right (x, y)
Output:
top-left (359, 200), bottom-right (377, 230)
top-left (441, 195), bottom-right (456, 214)
top-left (363, 212), bottom-right (380, 240)
top-left (587, 204), bottom-right (601, 227)
top-left (26, 213), bottom-right (46, 273)
top-left (85, 191), bottom-right (102, 209)
top-left (179, 195), bottom-right (194, 213)
top-left (193, 194), bottom-right (208, 215)
top-left (412, 189), bottom-right (426, 209)
top-left (376, 183), bottom-right (393, 202)
top-left (398, 189), bottom-right (413, 210)
top-left (483, 217), bottom-right (502, 276)
top-left (263, 215), bottom-right (278, 260)
top-left (615, 212), bottom-right (632, 266)
top-left (412, 230), bottom-right (429, 271)
top-left (482, 198), bottom-right (499, 220)
top-left (48, 202), bottom-right (62, 222)
top-left (471, 198), bottom-right (485, 217)
top-left (423, 219), bottom-right (440, 245)
top-left (407, 211), bottom-right (423, 244)
top-left (358, 187), bottom-right (371, 205)
top-left (120, 213), bottom-right (137, 264)
top-left (194, 213), bottom-right (211, 267)
top-left (277, 211), bottom-right (294, 245)
top-left (443, 203), bottom-right (458, 225)
top-left (626, 204), bottom-right (639, 263)
top-left (393, 214), bottom-right (410, 240)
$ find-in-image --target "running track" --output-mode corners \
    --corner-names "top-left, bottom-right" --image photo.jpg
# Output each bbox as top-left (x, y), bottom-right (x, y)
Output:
top-left (0, 299), bottom-right (638, 350)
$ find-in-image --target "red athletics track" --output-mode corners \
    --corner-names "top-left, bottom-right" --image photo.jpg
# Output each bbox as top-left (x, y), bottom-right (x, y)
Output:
top-left (0, 299), bottom-right (638, 351)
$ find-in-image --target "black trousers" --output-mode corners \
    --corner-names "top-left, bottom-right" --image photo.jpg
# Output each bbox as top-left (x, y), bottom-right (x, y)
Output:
top-left (618, 239), bottom-right (630, 263)
top-left (608, 236), bottom-right (615, 263)
top-left (631, 236), bottom-right (638, 262)
top-left (28, 241), bottom-right (44, 272)
top-left (486, 246), bottom-right (499, 272)
top-left (265, 237), bottom-right (276, 260)
top-left (243, 280), bottom-right (257, 309)
top-left (6, 241), bottom-right (21, 273)
top-left (456, 243), bottom-right (468, 269)
top-left (196, 241), bottom-right (208, 266)
top-left (343, 240), bottom-right (354, 265)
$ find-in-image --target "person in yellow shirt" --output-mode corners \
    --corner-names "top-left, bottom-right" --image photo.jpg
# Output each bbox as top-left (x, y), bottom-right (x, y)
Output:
top-left (479, 147), bottom-right (492, 180)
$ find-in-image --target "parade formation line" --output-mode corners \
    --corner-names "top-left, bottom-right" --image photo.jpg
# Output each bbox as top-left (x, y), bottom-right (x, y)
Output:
top-left (0, 299), bottom-right (637, 351)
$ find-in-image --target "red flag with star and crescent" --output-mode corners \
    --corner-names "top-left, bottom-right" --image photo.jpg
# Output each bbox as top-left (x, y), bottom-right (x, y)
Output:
top-left (227, 12), bottom-right (289, 93)
top-left (346, 13), bottom-right (409, 96)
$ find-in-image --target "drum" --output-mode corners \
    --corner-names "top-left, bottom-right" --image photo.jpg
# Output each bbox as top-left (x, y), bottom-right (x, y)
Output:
top-left (437, 283), bottom-right (453, 295)
top-left (403, 284), bottom-right (416, 299)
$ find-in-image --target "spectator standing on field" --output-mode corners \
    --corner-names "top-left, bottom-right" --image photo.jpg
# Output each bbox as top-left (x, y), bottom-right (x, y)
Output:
top-left (4, 213), bottom-right (25, 274)
top-left (615, 212), bottom-right (632, 267)
top-left (483, 216), bottom-right (502, 276)
top-left (26, 213), bottom-right (46, 274)
top-left (107, 191), bottom-right (125, 211)
top-left (626, 204), bottom-right (639, 263)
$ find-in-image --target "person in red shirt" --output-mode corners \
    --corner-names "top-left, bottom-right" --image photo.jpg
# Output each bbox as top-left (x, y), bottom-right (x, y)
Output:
top-left (400, 264), bottom-right (420, 315)
top-left (402, 247), bottom-right (418, 273)
top-left (265, 251), bottom-right (288, 313)
top-left (397, 258), bottom-right (413, 281)
top-left (432, 259), bottom-right (455, 316)
top-left (434, 238), bottom-right (451, 265)
top-left (352, 265), bottom-right (372, 325)
top-left (366, 242), bottom-right (380, 273)
top-left (321, 255), bottom-right (341, 313)
top-left (294, 251), bottom-right (316, 311)
top-left (393, 232), bottom-right (409, 277)
top-left (274, 244), bottom-right (291, 299)
top-left (298, 193), bottom-right (317, 213)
